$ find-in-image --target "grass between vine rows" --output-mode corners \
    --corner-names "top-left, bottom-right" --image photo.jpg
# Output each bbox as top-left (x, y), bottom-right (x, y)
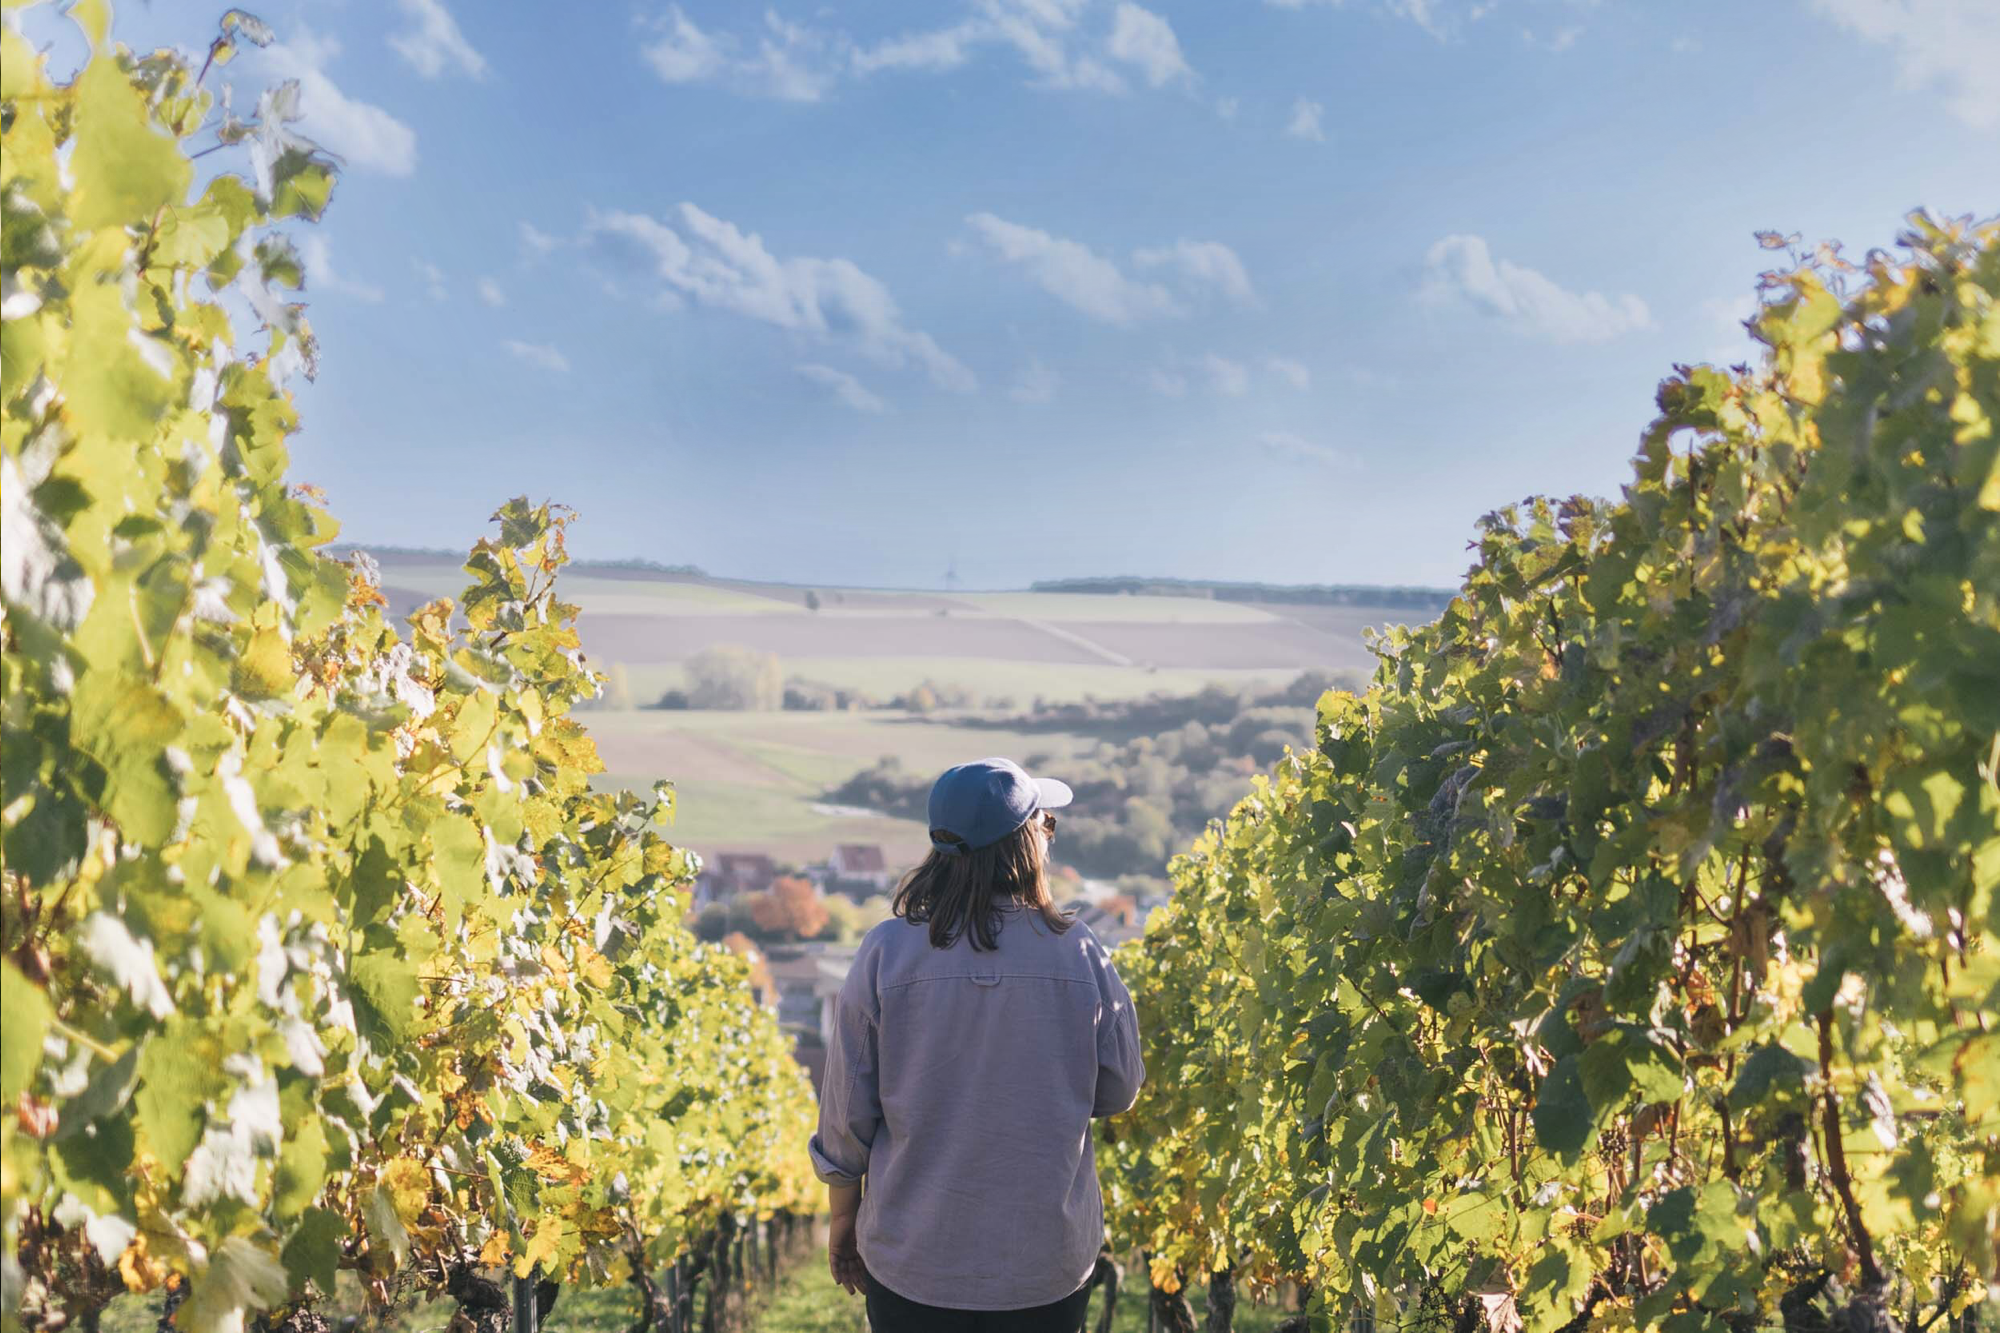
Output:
top-left (98, 1252), bottom-right (1305, 1333)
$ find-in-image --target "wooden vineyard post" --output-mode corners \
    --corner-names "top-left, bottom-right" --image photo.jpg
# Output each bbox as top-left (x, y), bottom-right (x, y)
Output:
top-left (512, 1268), bottom-right (539, 1333)
top-left (1205, 1263), bottom-right (1235, 1333)
top-left (1088, 1242), bottom-right (1122, 1333)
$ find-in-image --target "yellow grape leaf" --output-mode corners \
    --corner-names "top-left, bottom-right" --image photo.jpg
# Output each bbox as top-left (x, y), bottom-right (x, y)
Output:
top-left (515, 1221), bottom-right (563, 1279)
top-left (578, 946), bottom-right (614, 990)
top-left (70, 54), bottom-right (192, 232)
top-left (526, 1143), bottom-right (585, 1184)
top-left (379, 1157), bottom-right (429, 1227)
top-left (478, 1230), bottom-right (510, 1269)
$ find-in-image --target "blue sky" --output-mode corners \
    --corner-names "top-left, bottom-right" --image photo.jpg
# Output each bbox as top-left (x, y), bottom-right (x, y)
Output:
top-left (25, 0), bottom-right (2000, 589)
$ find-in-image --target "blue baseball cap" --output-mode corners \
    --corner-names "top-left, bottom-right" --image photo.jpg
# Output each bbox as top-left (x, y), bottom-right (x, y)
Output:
top-left (928, 757), bottom-right (1073, 855)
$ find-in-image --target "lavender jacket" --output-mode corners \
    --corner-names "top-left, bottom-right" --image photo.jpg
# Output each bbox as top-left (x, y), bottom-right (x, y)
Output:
top-left (806, 904), bottom-right (1146, 1310)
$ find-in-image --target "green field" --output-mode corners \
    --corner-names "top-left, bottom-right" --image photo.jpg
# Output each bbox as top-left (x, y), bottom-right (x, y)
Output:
top-left (366, 552), bottom-right (1402, 874)
top-left (591, 709), bottom-right (1101, 866)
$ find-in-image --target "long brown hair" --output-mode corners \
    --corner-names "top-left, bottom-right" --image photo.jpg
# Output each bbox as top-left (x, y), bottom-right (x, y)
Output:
top-left (891, 817), bottom-right (1073, 951)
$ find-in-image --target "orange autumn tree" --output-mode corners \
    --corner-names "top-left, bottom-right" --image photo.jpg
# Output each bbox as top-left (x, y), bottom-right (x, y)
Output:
top-left (749, 876), bottom-right (832, 940)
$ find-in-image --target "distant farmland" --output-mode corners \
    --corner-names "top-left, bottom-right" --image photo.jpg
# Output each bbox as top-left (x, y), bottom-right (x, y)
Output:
top-left (370, 552), bottom-right (1418, 678)
top-left (365, 550), bottom-right (1445, 868)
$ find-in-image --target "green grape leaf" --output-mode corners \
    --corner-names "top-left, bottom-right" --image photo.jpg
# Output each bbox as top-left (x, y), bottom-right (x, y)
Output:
top-left (0, 960), bottom-right (51, 1101)
top-left (1531, 1054), bottom-right (1593, 1157)
top-left (179, 1236), bottom-right (289, 1333)
top-left (282, 1207), bottom-right (345, 1296)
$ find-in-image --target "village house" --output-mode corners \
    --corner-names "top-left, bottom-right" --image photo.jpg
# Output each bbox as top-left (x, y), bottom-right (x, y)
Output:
top-left (1058, 895), bottom-right (1148, 947)
top-left (820, 843), bottom-right (893, 900)
top-left (693, 851), bottom-right (779, 909)
top-left (760, 941), bottom-right (859, 1097)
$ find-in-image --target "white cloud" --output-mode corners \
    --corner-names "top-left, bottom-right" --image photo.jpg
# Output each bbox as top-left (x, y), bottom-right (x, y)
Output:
top-left (1287, 98), bottom-right (1326, 142)
top-left (1522, 25), bottom-right (1582, 52)
top-left (937, 0), bottom-right (1127, 93)
top-left (798, 363), bottom-right (889, 412)
top-left (504, 340), bottom-right (570, 373)
top-left (1146, 352), bottom-right (1263, 396)
top-left (1132, 240), bottom-right (1257, 305)
top-left (1809, 0), bottom-right (2000, 129)
top-left (1258, 431), bottom-right (1348, 466)
top-left (254, 31), bottom-right (418, 176)
top-left (1267, 0), bottom-right (1494, 40)
top-left (1200, 353), bottom-right (1250, 395)
top-left (477, 277), bottom-right (506, 307)
top-left (1420, 234), bottom-right (1652, 343)
top-left (642, 7), bottom-right (728, 82)
top-left (1699, 292), bottom-right (1762, 367)
top-left (641, 7), bottom-right (843, 101)
top-left (1107, 3), bottom-right (1192, 87)
top-left (1215, 96), bottom-right (1240, 119)
top-left (1011, 356), bottom-right (1060, 404)
top-left (413, 259), bottom-right (447, 301)
top-left (644, 0), bottom-right (1176, 100)
top-left (966, 213), bottom-right (1181, 325)
top-left (520, 222), bottom-right (559, 257)
top-left (584, 205), bottom-right (975, 391)
top-left (297, 233), bottom-right (384, 303)
top-left (1266, 356), bottom-right (1311, 389)
top-left (389, 0), bottom-right (488, 79)
top-left (854, 23), bottom-right (980, 73)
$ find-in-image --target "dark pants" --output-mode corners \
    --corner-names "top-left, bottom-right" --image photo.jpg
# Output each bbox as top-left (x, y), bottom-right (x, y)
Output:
top-left (864, 1268), bottom-right (1093, 1333)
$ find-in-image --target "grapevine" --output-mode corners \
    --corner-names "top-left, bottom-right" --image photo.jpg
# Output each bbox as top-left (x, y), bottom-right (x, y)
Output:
top-left (0, 9), bottom-right (817, 1332)
top-left (1104, 214), bottom-right (2000, 1333)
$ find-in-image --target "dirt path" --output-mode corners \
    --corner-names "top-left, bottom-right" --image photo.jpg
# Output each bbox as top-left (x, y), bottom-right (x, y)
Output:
top-left (1014, 617), bottom-right (1135, 666)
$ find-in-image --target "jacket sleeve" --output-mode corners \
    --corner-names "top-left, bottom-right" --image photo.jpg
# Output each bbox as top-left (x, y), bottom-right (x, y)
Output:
top-left (1090, 938), bottom-right (1145, 1119)
top-left (807, 945), bottom-right (882, 1184)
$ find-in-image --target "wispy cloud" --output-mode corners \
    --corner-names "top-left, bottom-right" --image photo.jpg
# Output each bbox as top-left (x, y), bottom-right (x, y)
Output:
top-left (799, 363), bottom-right (889, 412)
top-left (297, 234), bottom-right (384, 303)
top-left (520, 222), bottom-right (560, 259)
top-left (504, 340), bottom-right (570, 373)
top-left (1132, 240), bottom-right (1256, 305)
top-left (1698, 292), bottom-right (1762, 367)
top-left (1200, 353), bottom-right (1251, 395)
top-left (640, 0), bottom-right (1198, 101)
top-left (1809, 0), bottom-right (2000, 129)
top-left (1266, 356), bottom-right (1311, 389)
top-left (390, 0), bottom-right (488, 79)
top-left (1420, 234), bottom-right (1652, 343)
top-left (1287, 98), bottom-right (1326, 142)
top-left (966, 217), bottom-right (1257, 325)
top-left (1107, 3), bottom-right (1193, 87)
top-left (413, 259), bottom-right (447, 301)
top-left (966, 213), bottom-right (1182, 325)
top-left (1258, 431), bottom-right (1350, 467)
top-left (641, 7), bottom-right (842, 101)
top-left (1011, 356), bottom-right (1060, 404)
top-left (1144, 352), bottom-right (1274, 396)
top-left (583, 204), bottom-right (976, 391)
top-left (1266, 0), bottom-right (1500, 42)
top-left (253, 29), bottom-right (417, 176)
top-left (1522, 25), bottom-right (1582, 53)
top-left (476, 277), bottom-right (506, 307)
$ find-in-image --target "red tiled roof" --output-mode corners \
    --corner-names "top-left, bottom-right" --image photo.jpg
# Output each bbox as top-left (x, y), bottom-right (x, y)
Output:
top-left (833, 844), bottom-right (887, 873)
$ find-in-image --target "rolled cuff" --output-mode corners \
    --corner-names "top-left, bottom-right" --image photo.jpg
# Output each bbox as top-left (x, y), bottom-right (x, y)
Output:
top-left (807, 1130), bottom-right (866, 1185)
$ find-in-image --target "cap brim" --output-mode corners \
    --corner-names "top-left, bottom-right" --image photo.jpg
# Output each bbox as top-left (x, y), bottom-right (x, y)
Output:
top-left (1032, 777), bottom-right (1074, 809)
